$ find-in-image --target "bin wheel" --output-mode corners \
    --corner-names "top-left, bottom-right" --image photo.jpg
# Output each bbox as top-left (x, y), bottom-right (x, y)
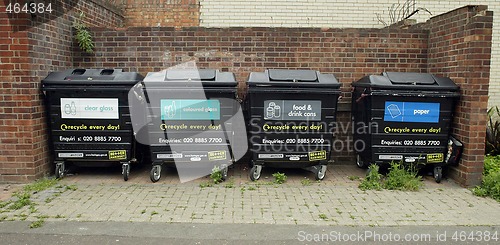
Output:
top-left (55, 162), bottom-right (65, 179)
top-left (250, 165), bottom-right (261, 181)
top-left (315, 165), bottom-right (327, 181)
top-left (122, 163), bottom-right (130, 181)
top-left (150, 165), bottom-right (161, 183)
top-left (356, 155), bottom-right (367, 169)
top-left (221, 164), bottom-right (228, 181)
top-left (433, 167), bottom-right (443, 183)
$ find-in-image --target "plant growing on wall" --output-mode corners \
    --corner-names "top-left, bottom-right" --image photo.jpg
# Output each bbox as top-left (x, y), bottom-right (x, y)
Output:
top-left (73, 11), bottom-right (94, 54)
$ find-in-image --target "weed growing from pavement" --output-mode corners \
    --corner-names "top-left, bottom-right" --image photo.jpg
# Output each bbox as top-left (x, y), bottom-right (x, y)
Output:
top-left (383, 162), bottom-right (422, 191)
top-left (272, 172), bottom-right (287, 184)
top-left (28, 205), bottom-right (36, 214)
top-left (318, 214), bottom-right (328, 220)
top-left (151, 211), bottom-right (158, 216)
top-left (247, 186), bottom-right (256, 191)
top-left (17, 213), bottom-right (27, 221)
top-left (64, 184), bottom-right (78, 191)
top-left (473, 155), bottom-right (500, 201)
top-left (358, 162), bottom-right (422, 191)
top-left (199, 182), bottom-right (212, 188)
top-left (8, 192), bottom-right (32, 210)
top-left (29, 218), bottom-right (45, 229)
top-left (3, 178), bottom-right (60, 213)
top-left (210, 166), bottom-right (223, 184)
top-left (348, 175), bottom-right (360, 181)
top-left (301, 179), bottom-right (312, 186)
top-left (473, 171), bottom-right (500, 201)
top-left (359, 165), bottom-right (383, 191)
top-left (0, 201), bottom-right (10, 209)
top-left (224, 178), bottom-right (235, 188)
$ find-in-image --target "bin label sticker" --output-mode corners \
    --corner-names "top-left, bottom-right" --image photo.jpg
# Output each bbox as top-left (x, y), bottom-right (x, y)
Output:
top-left (160, 99), bottom-right (220, 120)
top-left (208, 150), bottom-right (227, 161)
top-left (108, 150), bottom-right (127, 160)
top-left (60, 98), bottom-right (119, 119)
top-left (379, 155), bottom-right (403, 160)
top-left (157, 153), bottom-right (183, 159)
top-left (258, 154), bottom-right (284, 159)
top-left (308, 150), bottom-right (327, 161)
top-left (58, 153), bottom-right (83, 158)
top-left (384, 101), bottom-right (440, 123)
top-left (264, 100), bottom-right (321, 121)
top-left (427, 153), bottom-right (444, 163)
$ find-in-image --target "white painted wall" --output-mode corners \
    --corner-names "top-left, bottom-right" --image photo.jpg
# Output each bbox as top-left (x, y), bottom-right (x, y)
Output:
top-left (200, 0), bottom-right (500, 108)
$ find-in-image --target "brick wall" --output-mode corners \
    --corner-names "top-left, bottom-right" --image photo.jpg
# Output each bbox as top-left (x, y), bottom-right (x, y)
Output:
top-left (73, 26), bottom-right (429, 164)
top-left (111, 0), bottom-right (199, 27)
top-left (0, 4), bottom-right (31, 182)
top-left (199, 0), bottom-right (500, 110)
top-left (426, 6), bottom-right (493, 186)
top-left (0, 0), bottom-right (123, 182)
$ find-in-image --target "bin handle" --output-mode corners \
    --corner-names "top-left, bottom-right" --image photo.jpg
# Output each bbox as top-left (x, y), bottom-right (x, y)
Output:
top-left (355, 93), bottom-right (368, 103)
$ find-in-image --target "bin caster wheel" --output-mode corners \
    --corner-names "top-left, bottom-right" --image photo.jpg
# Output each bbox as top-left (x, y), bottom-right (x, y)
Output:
top-left (315, 165), bottom-right (327, 181)
top-left (150, 165), bottom-right (161, 183)
top-left (250, 165), bottom-right (261, 181)
top-left (221, 164), bottom-right (228, 181)
top-left (122, 163), bottom-right (130, 181)
top-left (55, 162), bottom-right (65, 179)
top-left (433, 167), bottom-right (442, 183)
top-left (356, 155), bottom-right (367, 169)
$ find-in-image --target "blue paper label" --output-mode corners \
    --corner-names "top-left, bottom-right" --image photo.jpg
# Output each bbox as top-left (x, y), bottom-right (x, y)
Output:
top-left (160, 99), bottom-right (220, 120)
top-left (384, 101), bottom-right (440, 123)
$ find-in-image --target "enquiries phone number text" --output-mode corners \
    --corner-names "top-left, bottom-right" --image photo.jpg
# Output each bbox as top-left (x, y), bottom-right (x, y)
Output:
top-left (158, 137), bottom-right (224, 144)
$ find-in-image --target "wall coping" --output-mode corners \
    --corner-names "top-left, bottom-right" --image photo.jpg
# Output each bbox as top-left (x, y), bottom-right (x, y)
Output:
top-left (89, 0), bottom-right (124, 18)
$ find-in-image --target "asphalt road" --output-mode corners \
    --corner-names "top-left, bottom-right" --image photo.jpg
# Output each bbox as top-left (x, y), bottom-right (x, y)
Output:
top-left (1, 221), bottom-right (499, 244)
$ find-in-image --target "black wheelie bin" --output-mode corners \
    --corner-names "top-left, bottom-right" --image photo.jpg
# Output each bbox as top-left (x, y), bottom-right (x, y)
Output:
top-left (42, 69), bottom-right (144, 181)
top-left (246, 69), bottom-right (341, 181)
top-left (351, 72), bottom-right (460, 183)
top-left (137, 69), bottom-right (245, 183)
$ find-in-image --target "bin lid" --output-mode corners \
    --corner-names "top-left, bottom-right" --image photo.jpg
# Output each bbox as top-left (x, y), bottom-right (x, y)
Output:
top-left (352, 72), bottom-right (459, 91)
top-left (248, 69), bottom-right (340, 89)
top-left (143, 69), bottom-right (237, 87)
top-left (41, 69), bottom-right (143, 86)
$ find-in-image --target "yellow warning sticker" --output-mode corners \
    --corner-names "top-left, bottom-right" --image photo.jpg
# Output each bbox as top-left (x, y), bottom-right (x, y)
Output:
top-left (427, 153), bottom-right (444, 163)
top-left (208, 150), bottom-right (226, 161)
top-left (109, 150), bottom-right (127, 160)
top-left (308, 150), bottom-right (327, 161)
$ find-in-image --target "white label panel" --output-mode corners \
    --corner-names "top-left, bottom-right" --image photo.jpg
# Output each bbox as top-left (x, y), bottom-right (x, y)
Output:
top-left (58, 153), bottom-right (84, 158)
top-left (157, 153), bottom-right (183, 159)
top-left (60, 98), bottom-right (119, 119)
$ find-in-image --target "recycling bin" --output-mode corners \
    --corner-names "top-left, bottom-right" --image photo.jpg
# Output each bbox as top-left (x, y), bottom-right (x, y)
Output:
top-left (42, 69), bottom-right (144, 181)
top-left (137, 69), bottom-right (244, 183)
top-left (246, 69), bottom-right (341, 180)
top-left (351, 72), bottom-right (460, 182)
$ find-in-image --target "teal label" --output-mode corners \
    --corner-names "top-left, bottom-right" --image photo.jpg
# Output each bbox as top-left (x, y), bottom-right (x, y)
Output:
top-left (160, 99), bottom-right (220, 120)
